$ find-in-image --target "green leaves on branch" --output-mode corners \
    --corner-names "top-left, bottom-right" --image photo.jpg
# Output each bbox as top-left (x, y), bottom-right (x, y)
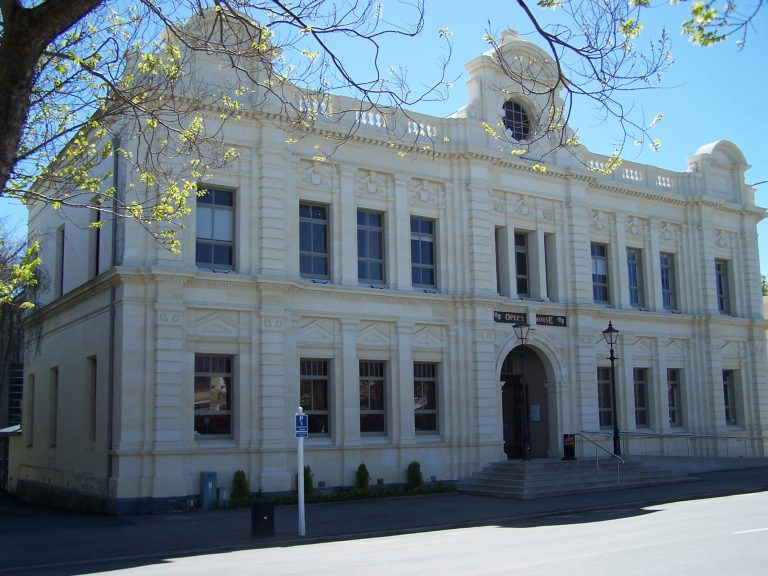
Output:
top-left (0, 240), bottom-right (41, 309)
top-left (678, 1), bottom-right (728, 46)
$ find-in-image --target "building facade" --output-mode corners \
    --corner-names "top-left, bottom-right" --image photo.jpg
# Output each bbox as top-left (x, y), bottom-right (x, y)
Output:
top-left (10, 26), bottom-right (768, 512)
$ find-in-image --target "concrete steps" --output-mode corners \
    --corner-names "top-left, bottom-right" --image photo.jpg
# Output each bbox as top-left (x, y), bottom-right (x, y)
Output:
top-left (457, 458), bottom-right (694, 499)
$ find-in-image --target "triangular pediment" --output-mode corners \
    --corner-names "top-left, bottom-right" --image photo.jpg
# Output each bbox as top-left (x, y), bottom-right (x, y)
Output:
top-left (358, 323), bottom-right (391, 347)
top-left (193, 312), bottom-right (239, 337)
top-left (297, 318), bottom-right (335, 343)
top-left (632, 337), bottom-right (653, 358)
top-left (666, 339), bottom-right (686, 358)
top-left (413, 325), bottom-right (444, 349)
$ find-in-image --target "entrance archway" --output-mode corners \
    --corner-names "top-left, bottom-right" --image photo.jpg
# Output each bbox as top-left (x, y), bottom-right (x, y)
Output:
top-left (500, 346), bottom-right (550, 459)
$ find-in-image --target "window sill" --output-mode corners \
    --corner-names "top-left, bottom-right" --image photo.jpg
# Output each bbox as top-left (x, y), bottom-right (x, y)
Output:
top-left (360, 435), bottom-right (389, 444)
top-left (194, 436), bottom-right (235, 448)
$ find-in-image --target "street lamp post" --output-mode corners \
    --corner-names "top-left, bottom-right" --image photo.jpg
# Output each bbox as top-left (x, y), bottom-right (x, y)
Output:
top-left (513, 322), bottom-right (531, 460)
top-left (602, 321), bottom-right (621, 456)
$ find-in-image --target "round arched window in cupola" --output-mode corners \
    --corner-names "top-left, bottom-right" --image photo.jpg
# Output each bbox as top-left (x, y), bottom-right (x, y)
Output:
top-left (502, 101), bottom-right (530, 141)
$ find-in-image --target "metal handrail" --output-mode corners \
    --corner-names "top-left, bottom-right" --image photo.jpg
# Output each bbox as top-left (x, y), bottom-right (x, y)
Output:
top-left (575, 433), bottom-right (624, 482)
top-left (580, 429), bottom-right (766, 459)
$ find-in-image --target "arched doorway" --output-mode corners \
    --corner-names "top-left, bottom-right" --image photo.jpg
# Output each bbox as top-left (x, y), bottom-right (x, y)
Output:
top-left (500, 345), bottom-right (550, 459)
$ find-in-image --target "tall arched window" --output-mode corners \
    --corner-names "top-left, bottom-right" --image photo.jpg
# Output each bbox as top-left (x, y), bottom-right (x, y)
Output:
top-left (502, 101), bottom-right (530, 141)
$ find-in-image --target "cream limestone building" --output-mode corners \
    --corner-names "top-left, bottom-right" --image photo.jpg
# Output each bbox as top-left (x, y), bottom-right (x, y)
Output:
top-left (11, 24), bottom-right (768, 512)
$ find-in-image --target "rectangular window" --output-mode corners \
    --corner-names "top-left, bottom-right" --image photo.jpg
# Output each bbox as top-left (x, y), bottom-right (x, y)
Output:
top-left (414, 362), bottom-right (438, 433)
top-left (56, 225), bottom-right (65, 297)
top-left (633, 368), bottom-right (649, 427)
top-left (300, 359), bottom-right (330, 435)
top-left (660, 252), bottom-right (677, 311)
top-left (495, 227), bottom-right (511, 297)
top-left (300, 203), bottom-right (329, 279)
top-left (49, 367), bottom-right (58, 447)
top-left (359, 361), bottom-right (386, 435)
top-left (88, 357), bottom-right (98, 444)
top-left (667, 368), bottom-right (682, 427)
top-left (357, 210), bottom-right (385, 285)
top-left (591, 242), bottom-right (609, 304)
top-left (597, 366), bottom-right (613, 428)
top-left (627, 248), bottom-right (644, 307)
top-left (8, 362), bottom-right (23, 426)
top-left (25, 374), bottom-right (35, 447)
top-left (411, 217), bottom-right (435, 288)
top-left (89, 207), bottom-right (101, 279)
top-left (515, 233), bottom-right (529, 297)
top-left (196, 188), bottom-right (234, 270)
top-left (194, 355), bottom-right (233, 436)
top-left (715, 259), bottom-right (731, 313)
top-left (723, 370), bottom-right (737, 425)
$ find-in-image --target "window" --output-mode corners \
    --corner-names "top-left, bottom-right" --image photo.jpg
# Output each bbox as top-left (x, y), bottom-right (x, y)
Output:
top-left (627, 248), bottom-right (644, 307)
top-left (495, 227), bottom-right (510, 296)
top-left (515, 233), bottom-right (529, 297)
top-left (668, 368), bottom-right (682, 427)
top-left (89, 207), bottom-right (101, 279)
top-left (414, 362), bottom-right (438, 433)
top-left (194, 355), bottom-right (233, 436)
top-left (660, 252), bottom-right (677, 311)
top-left (55, 225), bottom-right (65, 297)
top-left (715, 259), bottom-right (731, 313)
top-left (196, 188), bottom-right (234, 270)
top-left (723, 370), bottom-right (737, 425)
top-left (591, 243), bottom-right (609, 304)
top-left (300, 359), bottom-right (330, 435)
top-left (88, 357), bottom-right (98, 444)
top-left (300, 203), bottom-right (329, 279)
top-left (502, 101), bottom-right (530, 141)
top-left (597, 367), bottom-right (613, 428)
top-left (359, 361), bottom-right (386, 434)
top-left (8, 362), bottom-right (23, 426)
top-left (49, 367), bottom-right (58, 447)
top-left (411, 217), bottom-right (435, 288)
top-left (26, 374), bottom-right (35, 447)
top-left (357, 210), bottom-right (385, 285)
top-left (633, 368), bottom-right (649, 428)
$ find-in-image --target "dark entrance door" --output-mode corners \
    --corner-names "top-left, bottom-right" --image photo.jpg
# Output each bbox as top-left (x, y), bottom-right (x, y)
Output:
top-left (502, 376), bottom-right (525, 459)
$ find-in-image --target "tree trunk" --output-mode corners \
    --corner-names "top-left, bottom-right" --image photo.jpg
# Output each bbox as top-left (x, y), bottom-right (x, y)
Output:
top-left (0, 0), bottom-right (103, 196)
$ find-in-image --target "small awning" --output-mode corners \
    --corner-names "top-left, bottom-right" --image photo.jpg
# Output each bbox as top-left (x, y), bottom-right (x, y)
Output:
top-left (0, 425), bottom-right (21, 437)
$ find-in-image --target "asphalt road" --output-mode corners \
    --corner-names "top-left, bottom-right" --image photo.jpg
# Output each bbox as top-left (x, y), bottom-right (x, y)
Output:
top-left (32, 491), bottom-right (768, 576)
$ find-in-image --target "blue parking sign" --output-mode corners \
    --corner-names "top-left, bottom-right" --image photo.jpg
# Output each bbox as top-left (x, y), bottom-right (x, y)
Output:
top-left (295, 413), bottom-right (308, 438)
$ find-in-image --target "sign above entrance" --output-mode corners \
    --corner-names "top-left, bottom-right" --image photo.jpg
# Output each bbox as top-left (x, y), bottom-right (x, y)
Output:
top-left (494, 311), bottom-right (527, 324)
top-left (494, 311), bottom-right (567, 327)
top-left (536, 314), bottom-right (567, 327)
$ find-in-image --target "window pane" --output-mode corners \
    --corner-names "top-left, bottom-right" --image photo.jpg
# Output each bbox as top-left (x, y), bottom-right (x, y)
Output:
top-left (213, 244), bottom-right (232, 266)
top-left (313, 223), bottom-right (327, 252)
top-left (215, 189), bottom-right (233, 206)
top-left (197, 206), bottom-right (213, 239)
top-left (213, 209), bottom-right (233, 241)
top-left (300, 222), bottom-right (312, 252)
top-left (196, 242), bottom-right (212, 265)
top-left (357, 229), bottom-right (367, 256)
top-left (421, 242), bottom-right (433, 265)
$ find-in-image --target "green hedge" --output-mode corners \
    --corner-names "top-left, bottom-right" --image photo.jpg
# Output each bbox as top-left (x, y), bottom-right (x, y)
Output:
top-left (268, 481), bottom-right (456, 506)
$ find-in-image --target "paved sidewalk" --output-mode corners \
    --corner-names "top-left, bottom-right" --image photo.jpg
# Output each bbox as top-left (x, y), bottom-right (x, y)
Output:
top-left (1, 466), bottom-right (767, 574)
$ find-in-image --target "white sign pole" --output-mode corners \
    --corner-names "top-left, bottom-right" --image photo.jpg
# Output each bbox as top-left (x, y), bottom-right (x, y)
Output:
top-left (296, 407), bottom-right (306, 536)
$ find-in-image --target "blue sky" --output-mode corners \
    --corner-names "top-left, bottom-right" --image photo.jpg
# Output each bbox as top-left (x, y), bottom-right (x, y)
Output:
top-left (3, 1), bottom-right (767, 271)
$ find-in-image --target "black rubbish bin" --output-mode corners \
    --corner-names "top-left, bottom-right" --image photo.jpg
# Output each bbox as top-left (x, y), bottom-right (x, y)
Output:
top-left (562, 434), bottom-right (577, 460)
top-left (251, 500), bottom-right (275, 538)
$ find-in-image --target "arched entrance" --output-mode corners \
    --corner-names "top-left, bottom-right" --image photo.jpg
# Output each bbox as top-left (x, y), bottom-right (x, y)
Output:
top-left (501, 345), bottom-right (550, 459)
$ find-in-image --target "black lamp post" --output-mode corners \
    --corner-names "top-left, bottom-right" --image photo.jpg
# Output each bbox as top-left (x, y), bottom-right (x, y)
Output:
top-left (602, 321), bottom-right (621, 456)
top-left (513, 321), bottom-right (531, 460)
